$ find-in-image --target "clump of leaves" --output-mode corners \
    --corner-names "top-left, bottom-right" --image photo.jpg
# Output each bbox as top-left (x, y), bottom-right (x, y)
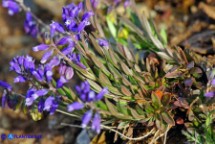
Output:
top-left (0, 0), bottom-right (214, 143)
top-left (182, 110), bottom-right (215, 144)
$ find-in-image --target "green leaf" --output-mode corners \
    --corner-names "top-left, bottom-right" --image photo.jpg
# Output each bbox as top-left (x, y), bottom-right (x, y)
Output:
top-left (57, 88), bottom-right (66, 96)
top-left (128, 75), bottom-right (137, 85)
top-left (120, 85), bottom-right (132, 96)
top-left (161, 112), bottom-right (175, 125)
top-left (129, 107), bottom-right (145, 120)
top-left (71, 62), bottom-right (96, 80)
top-left (155, 119), bottom-right (166, 131)
top-left (151, 93), bottom-right (162, 110)
top-left (63, 87), bottom-right (76, 101)
top-left (89, 34), bottom-right (105, 56)
top-left (145, 103), bottom-right (154, 114)
top-left (90, 55), bottom-right (111, 76)
top-left (98, 71), bottom-right (112, 86)
top-left (190, 67), bottom-right (202, 78)
top-left (160, 27), bottom-right (168, 45)
top-left (87, 79), bottom-right (102, 92)
top-left (117, 121), bottom-right (129, 129)
top-left (161, 94), bottom-right (171, 106)
top-left (105, 98), bottom-right (119, 115)
top-left (107, 63), bottom-right (121, 80)
top-left (95, 101), bottom-right (108, 111)
top-left (107, 17), bottom-right (117, 38)
top-left (105, 98), bottom-right (132, 119)
top-left (107, 85), bottom-right (123, 96)
top-left (165, 70), bottom-right (183, 78)
top-left (120, 61), bottom-right (133, 75)
top-left (117, 101), bottom-right (129, 116)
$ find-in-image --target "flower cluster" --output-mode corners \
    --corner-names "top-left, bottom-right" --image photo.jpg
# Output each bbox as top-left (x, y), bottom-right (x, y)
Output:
top-left (0, 80), bottom-right (12, 108)
top-left (49, 2), bottom-right (93, 38)
top-left (10, 55), bottom-right (35, 83)
top-left (67, 81), bottom-right (108, 133)
top-left (0, 81), bottom-right (18, 109)
top-left (57, 64), bottom-right (74, 88)
top-left (24, 12), bottom-right (38, 37)
top-left (204, 78), bottom-right (215, 98)
top-left (2, 0), bottom-right (20, 15)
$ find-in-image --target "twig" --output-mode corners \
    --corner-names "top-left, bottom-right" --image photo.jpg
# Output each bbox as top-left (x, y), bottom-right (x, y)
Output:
top-left (61, 123), bottom-right (91, 129)
top-left (15, 0), bottom-right (49, 29)
top-left (56, 109), bottom-right (81, 119)
top-left (149, 130), bottom-right (160, 144)
top-left (101, 125), bottom-right (156, 141)
top-left (163, 125), bottom-right (171, 144)
top-left (60, 120), bottom-right (156, 141)
top-left (153, 132), bottom-right (165, 144)
top-left (64, 122), bottom-right (156, 141)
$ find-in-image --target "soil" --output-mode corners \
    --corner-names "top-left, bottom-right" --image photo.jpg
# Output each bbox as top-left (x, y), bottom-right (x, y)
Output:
top-left (0, 0), bottom-right (214, 144)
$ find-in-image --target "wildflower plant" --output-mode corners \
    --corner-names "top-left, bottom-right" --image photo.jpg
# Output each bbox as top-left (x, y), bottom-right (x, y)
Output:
top-left (0, 0), bottom-right (214, 143)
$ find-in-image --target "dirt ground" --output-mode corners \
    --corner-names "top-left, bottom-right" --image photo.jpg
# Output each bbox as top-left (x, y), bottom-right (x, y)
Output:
top-left (0, 0), bottom-right (214, 144)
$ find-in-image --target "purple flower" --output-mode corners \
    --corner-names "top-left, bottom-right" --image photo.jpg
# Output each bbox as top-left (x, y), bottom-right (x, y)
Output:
top-left (75, 81), bottom-right (107, 102)
top-left (184, 78), bottom-right (193, 87)
top-left (25, 88), bottom-right (48, 106)
top-left (204, 92), bottom-right (214, 98)
top-left (82, 11), bottom-right (94, 21)
top-left (32, 70), bottom-right (43, 82)
top-left (65, 67), bottom-right (74, 80)
top-left (45, 66), bottom-right (53, 83)
top-left (10, 55), bottom-right (35, 83)
top-left (124, 0), bottom-right (131, 8)
top-left (41, 50), bottom-right (53, 64)
top-left (38, 98), bottom-right (45, 113)
top-left (32, 44), bottom-right (49, 52)
top-left (81, 110), bottom-right (93, 128)
top-left (59, 64), bottom-right (67, 75)
top-left (67, 102), bottom-right (84, 112)
top-left (24, 55), bottom-right (35, 70)
top-left (56, 76), bottom-right (67, 88)
top-left (6, 95), bottom-right (18, 109)
top-left (14, 75), bottom-right (26, 83)
top-left (25, 88), bottom-right (37, 106)
top-left (57, 36), bottom-right (73, 46)
top-left (61, 46), bottom-right (75, 55)
top-left (1, 90), bottom-right (7, 108)
top-left (77, 20), bottom-right (91, 33)
top-left (87, 91), bottom-right (96, 102)
top-left (2, 0), bottom-right (21, 15)
top-left (10, 55), bottom-right (35, 76)
top-left (74, 34), bottom-right (81, 41)
top-left (47, 56), bottom-right (60, 68)
top-left (212, 79), bottom-right (215, 87)
top-left (76, 81), bottom-right (91, 95)
top-left (62, 2), bottom-right (83, 22)
top-left (65, 19), bottom-right (77, 32)
top-left (43, 96), bottom-right (59, 115)
top-left (90, 0), bottom-right (99, 8)
top-left (96, 87), bottom-right (108, 100)
top-left (25, 96), bottom-right (34, 106)
top-left (114, 0), bottom-right (122, 5)
top-left (31, 65), bottom-right (53, 83)
top-left (50, 21), bottom-right (65, 37)
top-left (67, 53), bottom-right (86, 69)
top-left (24, 12), bottom-right (38, 37)
top-left (91, 112), bottom-right (101, 134)
top-left (98, 38), bottom-right (109, 47)
top-left (0, 80), bottom-right (12, 91)
top-left (31, 89), bottom-right (49, 100)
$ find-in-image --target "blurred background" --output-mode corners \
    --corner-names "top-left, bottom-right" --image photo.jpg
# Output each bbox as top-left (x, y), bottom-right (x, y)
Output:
top-left (0, 0), bottom-right (214, 143)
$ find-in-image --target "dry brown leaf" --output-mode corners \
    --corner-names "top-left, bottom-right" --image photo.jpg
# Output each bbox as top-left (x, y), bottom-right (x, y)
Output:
top-left (199, 2), bottom-right (215, 20)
